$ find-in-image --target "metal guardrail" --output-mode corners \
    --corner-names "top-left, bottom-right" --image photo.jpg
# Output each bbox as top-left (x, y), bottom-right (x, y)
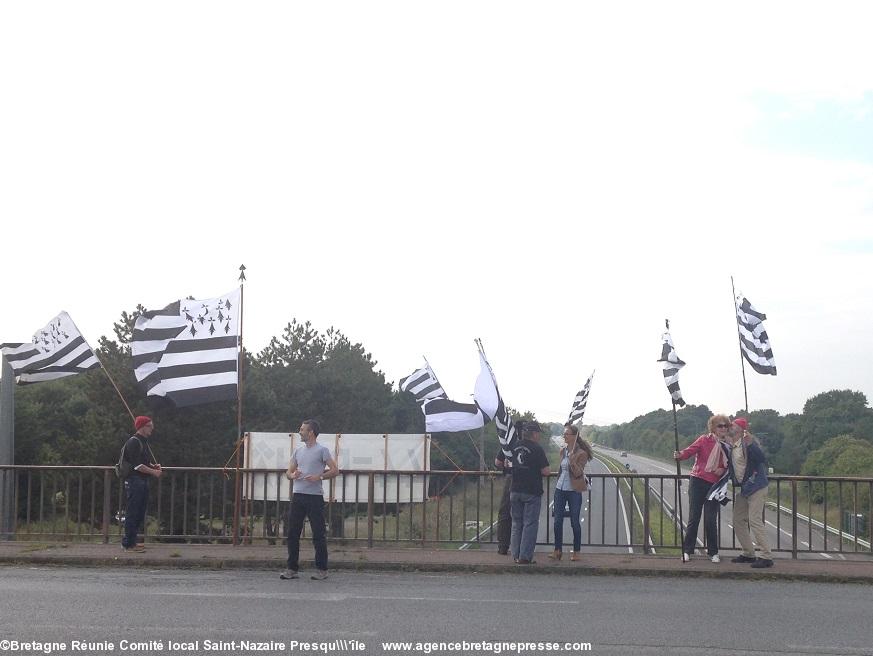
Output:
top-left (0, 466), bottom-right (870, 558)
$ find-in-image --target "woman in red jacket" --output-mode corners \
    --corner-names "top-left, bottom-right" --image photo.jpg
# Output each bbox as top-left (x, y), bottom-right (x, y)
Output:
top-left (673, 414), bottom-right (730, 563)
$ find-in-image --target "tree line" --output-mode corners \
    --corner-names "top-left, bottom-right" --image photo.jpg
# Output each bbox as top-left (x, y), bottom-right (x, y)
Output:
top-left (9, 308), bottom-right (872, 481)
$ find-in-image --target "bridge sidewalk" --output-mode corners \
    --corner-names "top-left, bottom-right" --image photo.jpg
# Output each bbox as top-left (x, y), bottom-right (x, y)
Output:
top-left (0, 541), bottom-right (870, 583)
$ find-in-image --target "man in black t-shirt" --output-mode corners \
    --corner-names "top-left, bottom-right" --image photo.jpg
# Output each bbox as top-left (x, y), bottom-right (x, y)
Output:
top-left (509, 421), bottom-right (550, 564)
top-left (121, 416), bottom-right (162, 552)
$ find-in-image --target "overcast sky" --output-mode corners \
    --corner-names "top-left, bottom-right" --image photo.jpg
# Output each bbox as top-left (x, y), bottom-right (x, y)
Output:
top-left (2, 2), bottom-right (872, 426)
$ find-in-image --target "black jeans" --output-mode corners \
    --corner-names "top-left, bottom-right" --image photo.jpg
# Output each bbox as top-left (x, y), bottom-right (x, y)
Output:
top-left (684, 476), bottom-right (720, 556)
top-left (123, 476), bottom-right (148, 548)
top-left (496, 476), bottom-right (512, 552)
top-left (286, 493), bottom-right (327, 571)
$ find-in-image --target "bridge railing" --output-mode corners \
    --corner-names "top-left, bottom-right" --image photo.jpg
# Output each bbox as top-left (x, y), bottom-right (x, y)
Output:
top-left (0, 465), bottom-right (870, 558)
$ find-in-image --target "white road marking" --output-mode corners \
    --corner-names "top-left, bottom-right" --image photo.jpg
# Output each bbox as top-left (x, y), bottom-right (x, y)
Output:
top-left (153, 591), bottom-right (579, 605)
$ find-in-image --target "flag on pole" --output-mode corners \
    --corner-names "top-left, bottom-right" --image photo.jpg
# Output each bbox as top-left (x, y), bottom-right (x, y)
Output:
top-left (1, 312), bottom-right (100, 383)
top-left (131, 288), bottom-right (240, 407)
top-left (474, 340), bottom-right (519, 457)
top-left (567, 371), bottom-right (595, 425)
top-left (401, 350), bottom-right (497, 433)
top-left (398, 362), bottom-right (447, 403)
top-left (494, 396), bottom-right (519, 459)
top-left (658, 331), bottom-right (686, 407)
top-left (735, 293), bottom-right (777, 376)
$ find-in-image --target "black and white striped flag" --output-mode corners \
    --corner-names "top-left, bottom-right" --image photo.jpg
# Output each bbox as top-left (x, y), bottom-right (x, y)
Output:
top-left (399, 362), bottom-right (447, 403)
top-left (1, 312), bottom-right (100, 383)
top-left (401, 351), bottom-right (497, 433)
top-left (495, 396), bottom-right (519, 459)
top-left (131, 288), bottom-right (240, 407)
top-left (735, 293), bottom-right (777, 376)
top-left (658, 331), bottom-right (686, 407)
top-left (567, 371), bottom-right (595, 425)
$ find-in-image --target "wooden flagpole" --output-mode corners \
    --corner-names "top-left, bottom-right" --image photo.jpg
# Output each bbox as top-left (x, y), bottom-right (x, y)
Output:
top-left (232, 264), bottom-right (246, 546)
top-left (92, 353), bottom-right (136, 421)
top-left (731, 276), bottom-right (749, 413)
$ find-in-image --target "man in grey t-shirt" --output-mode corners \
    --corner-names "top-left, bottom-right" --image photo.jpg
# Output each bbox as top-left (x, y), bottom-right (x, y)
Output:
top-left (280, 419), bottom-right (338, 581)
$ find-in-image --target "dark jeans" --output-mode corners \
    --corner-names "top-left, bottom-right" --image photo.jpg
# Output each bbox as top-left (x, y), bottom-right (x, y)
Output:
top-left (122, 476), bottom-right (149, 548)
top-left (286, 493), bottom-right (327, 571)
top-left (553, 488), bottom-right (583, 552)
top-left (684, 476), bottom-right (720, 556)
top-left (496, 476), bottom-right (512, 552)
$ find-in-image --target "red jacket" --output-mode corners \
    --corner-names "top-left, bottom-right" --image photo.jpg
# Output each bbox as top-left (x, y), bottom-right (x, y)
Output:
top-left (677, 433), bottom-right (723, 484)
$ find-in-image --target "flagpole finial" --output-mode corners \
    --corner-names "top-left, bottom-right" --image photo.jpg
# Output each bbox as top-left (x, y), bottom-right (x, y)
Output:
top-left (238, 264), bottom-right (246, 283)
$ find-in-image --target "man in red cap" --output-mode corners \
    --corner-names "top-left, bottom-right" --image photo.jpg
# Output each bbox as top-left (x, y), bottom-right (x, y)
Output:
top-left (121, 416), bottom-right (162, 552)
top-left (727, 417), bottom-right (773, 568)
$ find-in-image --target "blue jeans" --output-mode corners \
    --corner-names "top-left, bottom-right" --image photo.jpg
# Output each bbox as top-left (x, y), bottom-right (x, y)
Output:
top-left (122, 476), bottom-right (149, 548)
top-left (510, 492), bottom-right (542, 562)
top-left (286, 493), bottom-right (328, 571)
top-left (553, 488), bottom-right (583, 552)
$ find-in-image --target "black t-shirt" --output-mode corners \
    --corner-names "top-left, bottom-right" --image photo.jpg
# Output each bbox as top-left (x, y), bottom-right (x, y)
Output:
top-left (510, 439), bottom-right (549, 496)
top-left (123, 435), bottom-right (153, 478)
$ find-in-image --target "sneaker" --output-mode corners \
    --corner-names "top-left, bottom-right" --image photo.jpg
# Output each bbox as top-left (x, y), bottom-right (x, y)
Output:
top-left (682, 552), bottom-right (691, 563)
top-left (710, 554), bottom-right (721, 563)
top-left (750, 558), bottom-right (774, 569)
top-left (310, 570), bottom-right (329, 580)
top-left (516, 559), bottom-right (536, 565)
top-left (279, 569), bottom-right (299, 580)
top-left (122, 545), bottom-right (145, 553)
top-left (731, 554), bottom-right (757, 564)
top-left (497, 548), bottom-right (509, 555)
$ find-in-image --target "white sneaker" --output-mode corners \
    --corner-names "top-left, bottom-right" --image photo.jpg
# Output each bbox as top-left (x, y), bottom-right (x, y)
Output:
top-left (710, 554), bottom-right (721, 563)
top-left (682, 552), bottom-right (691, 563)
top-left (279, 569), bottom-right (299, 579)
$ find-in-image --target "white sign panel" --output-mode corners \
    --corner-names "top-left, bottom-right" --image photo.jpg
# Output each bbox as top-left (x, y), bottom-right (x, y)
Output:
top-left (243, 432), bottom-right (430, 503)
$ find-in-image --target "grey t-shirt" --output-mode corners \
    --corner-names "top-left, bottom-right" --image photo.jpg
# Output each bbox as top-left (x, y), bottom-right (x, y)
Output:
top-left (290, 442), bottom-right (332, 496)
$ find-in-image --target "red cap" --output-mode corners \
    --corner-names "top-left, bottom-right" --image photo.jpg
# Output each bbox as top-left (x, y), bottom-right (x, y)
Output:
top-left (732, 417), bottom-right (749, 430)
top-left (134, 416), bottom-right (153, 431)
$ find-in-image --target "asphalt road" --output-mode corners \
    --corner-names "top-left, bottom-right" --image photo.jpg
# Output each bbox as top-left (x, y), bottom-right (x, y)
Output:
top-left (1, 566), bottom-right (871, 655)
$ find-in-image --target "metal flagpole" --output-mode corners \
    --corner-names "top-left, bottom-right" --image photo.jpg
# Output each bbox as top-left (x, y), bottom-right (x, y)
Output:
top-left (232, 264), bottom-right (246, 546)
top-left (665, 320), bottom-right (686, 562)
top-left (731, 276), bottom-right (749, 413)
top-left (671, 400), bottom-right (686, 561)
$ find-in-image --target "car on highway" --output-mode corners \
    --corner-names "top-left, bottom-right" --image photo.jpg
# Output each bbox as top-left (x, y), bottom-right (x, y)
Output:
top-left (620, 451), bottom-right (627, 457)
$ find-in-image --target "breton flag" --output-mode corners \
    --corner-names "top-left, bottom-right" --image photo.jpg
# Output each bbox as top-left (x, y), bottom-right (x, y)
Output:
top-left (1, 312), bottom-right (100, 383)
top-left (402, 350), bottom-right (499, 433)
top-left (131, 288), bottom-right (240, 407)
top-left (475, 342), bottom-right (518, 458)
top-left (658, 330), bottom-right (686, 407)
top-left (494, 396), bottom-right (519, 459)
top-left (735, 293), bottom-right (777, 376)
top-left (398, 361), bottom-right (447, 403)
top-left (567, 371), bottom-right (595, 425)
top-left (706, 442), bottom-right (733, 506)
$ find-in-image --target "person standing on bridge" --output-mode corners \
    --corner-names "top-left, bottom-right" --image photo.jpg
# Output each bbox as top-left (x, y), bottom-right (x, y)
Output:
top-left (673, 414), bottom-right (730, 563)
top-left (510, 421), bottom-right (550, 565)
top-left (280, 419), bottom-right (338, 581)
top-left (549, 423), bottom-right (591, 562)
top-left (121, 416), bottom-right (162, 553)
top-left (727, 418), bottom-right (774, 568)
top-left (493, 427), bottom-right (518, 556)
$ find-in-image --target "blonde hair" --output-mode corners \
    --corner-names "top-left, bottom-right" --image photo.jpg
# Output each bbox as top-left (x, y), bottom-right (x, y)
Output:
top-left (707, 414), bottom-right (730, 433)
